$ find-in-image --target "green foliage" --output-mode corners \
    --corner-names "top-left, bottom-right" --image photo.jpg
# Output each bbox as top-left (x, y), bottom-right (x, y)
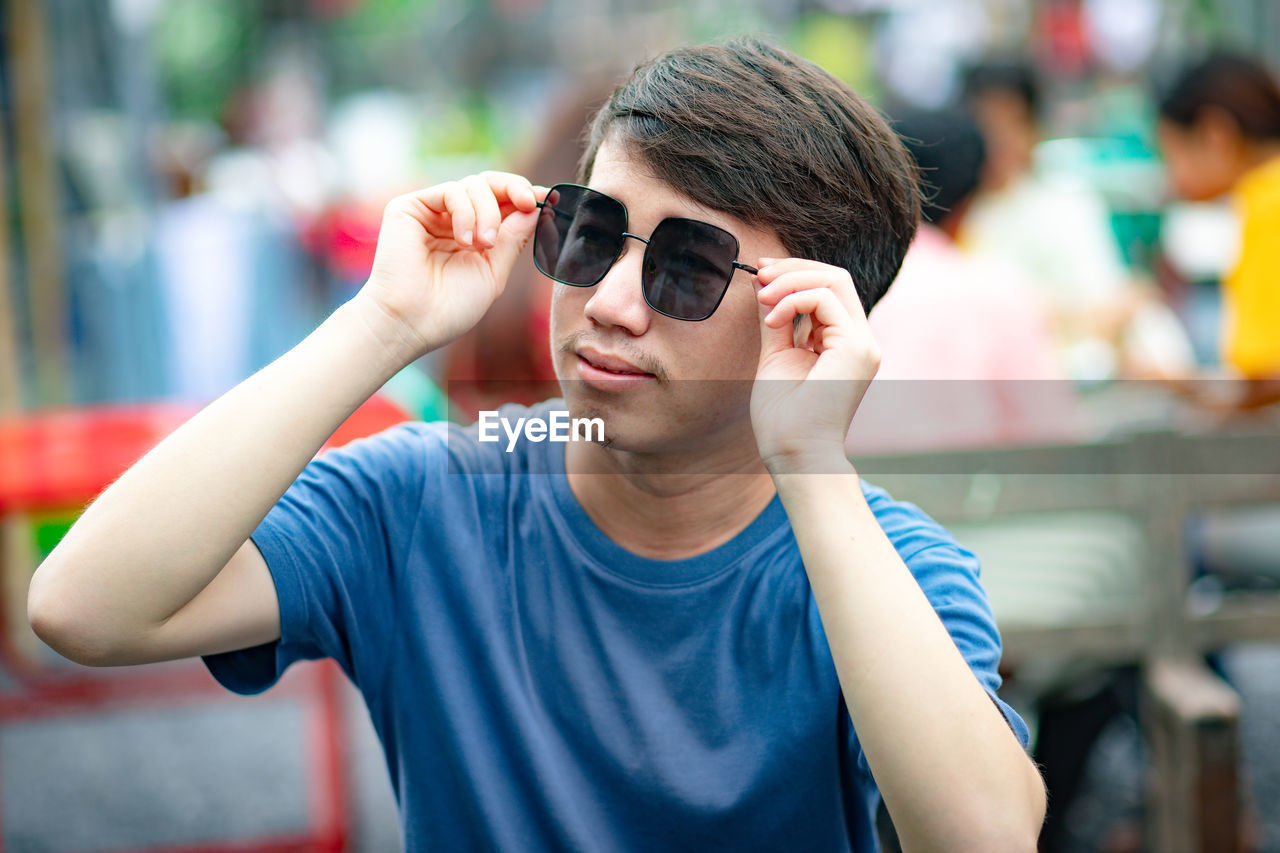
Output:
top-left (151, 1), bottom-right (254, 122)
top-left (790, 13), bottom-right (878, 102)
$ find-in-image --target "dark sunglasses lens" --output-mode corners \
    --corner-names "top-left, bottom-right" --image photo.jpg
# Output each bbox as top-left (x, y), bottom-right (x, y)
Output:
top-left (534, 185), bottom-right (627, 286)
top-left (643, 219), bottom-right (739, 320)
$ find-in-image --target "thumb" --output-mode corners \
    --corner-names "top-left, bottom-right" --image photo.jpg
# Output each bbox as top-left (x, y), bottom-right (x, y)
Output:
top-left (488, 207), bottom-right (540, 282)
top-left (757, 302), bottom-right (797, 368)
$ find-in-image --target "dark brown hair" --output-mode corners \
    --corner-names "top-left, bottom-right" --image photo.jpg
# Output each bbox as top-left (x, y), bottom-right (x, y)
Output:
top-left (1159, 52), bottom-right (1280, 140)
top-left (577, 36), bottom-right (920, 312)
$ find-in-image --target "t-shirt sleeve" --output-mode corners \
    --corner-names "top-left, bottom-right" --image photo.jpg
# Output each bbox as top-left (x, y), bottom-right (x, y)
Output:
top-left (1224, 200), bottom-right (1280, 378)
top-left (202, 423), bottom-right (432, 695)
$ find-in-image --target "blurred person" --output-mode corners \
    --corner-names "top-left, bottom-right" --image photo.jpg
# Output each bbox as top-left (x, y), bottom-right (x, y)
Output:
top-left (961, 59), bottom-right (1194, 381)
top-left (1158, 51), bottom-right (1280, 409)
top-left (1154, 53), bottom-right (1280, 853)
top-left (850, 107), bottom-right (1078, 455)
top-left (29, 38), bottom-right (1045, 852)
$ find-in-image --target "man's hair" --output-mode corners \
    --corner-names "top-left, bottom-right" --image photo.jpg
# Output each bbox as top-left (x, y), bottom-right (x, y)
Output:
top-left (1158, 51), bottom-right (1280, 141)
top-left (962, 59), bottom-right (1041, 118)
top-left (577, 36), bottom-right (920, 312)
top-left (891, 109), bottom-right (985, 227)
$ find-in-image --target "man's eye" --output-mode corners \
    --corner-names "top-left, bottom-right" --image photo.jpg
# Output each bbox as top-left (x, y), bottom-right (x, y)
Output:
top-left (672, 252), bottom-right (720, 276)
top-left (575, 225), bottom-right (615, 245)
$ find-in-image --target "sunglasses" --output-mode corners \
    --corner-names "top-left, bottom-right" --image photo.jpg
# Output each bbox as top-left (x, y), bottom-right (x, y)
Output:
top-left (533, 183), bottom-right (758, 322)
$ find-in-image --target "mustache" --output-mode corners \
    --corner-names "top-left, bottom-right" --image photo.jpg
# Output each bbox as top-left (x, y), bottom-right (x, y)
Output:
top-left (559, 332), bottom-right (668, 382)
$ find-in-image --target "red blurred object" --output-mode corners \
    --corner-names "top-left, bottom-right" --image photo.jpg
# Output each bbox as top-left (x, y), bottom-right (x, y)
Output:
top-left (0, 396), bottom-right (414, 851)
top-left (1037, 0), bottom-right (1090, 77)
top-left (325, 392), bottom-right (413, 449)
top-left (0, 395), bottom-right (413, 515)
top-left (301, 201), bottom-right (382, 285)
top-left (0, 403), bottom-right (198, 515)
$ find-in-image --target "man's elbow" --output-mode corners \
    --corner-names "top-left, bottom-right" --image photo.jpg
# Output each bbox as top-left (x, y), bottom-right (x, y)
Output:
top-left (908, 762), bottom-right (1045, 851)
top-left (968, 759), bottom-right (1046, 852)
top-left (928, 811), bottom-right (1041, 853)
top-left (27, 565), bottom-right (126, 667)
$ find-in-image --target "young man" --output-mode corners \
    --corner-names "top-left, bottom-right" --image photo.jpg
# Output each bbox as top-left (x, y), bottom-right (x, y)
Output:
top-left (29, 38), bottom-right (1045, 850)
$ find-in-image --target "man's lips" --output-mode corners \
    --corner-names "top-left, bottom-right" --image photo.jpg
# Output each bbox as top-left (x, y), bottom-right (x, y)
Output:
top-left (573, 349), bottom-right (659, 389)
top-left (576, 349), bottom-right (655, 377)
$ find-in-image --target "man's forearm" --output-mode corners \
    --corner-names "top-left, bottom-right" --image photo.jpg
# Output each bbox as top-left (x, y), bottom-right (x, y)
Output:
top-left (29, 295), bottom-right (417, 653)
top-left (772, 463), bottom-right (1045, 850)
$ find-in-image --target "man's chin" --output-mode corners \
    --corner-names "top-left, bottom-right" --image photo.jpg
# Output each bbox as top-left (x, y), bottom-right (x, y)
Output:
top-left (559, 387), bottom-right (657, 452)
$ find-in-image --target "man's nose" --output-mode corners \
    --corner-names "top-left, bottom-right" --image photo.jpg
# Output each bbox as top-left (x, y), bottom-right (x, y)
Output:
top-left (582, 238), bottom-right (652, 334)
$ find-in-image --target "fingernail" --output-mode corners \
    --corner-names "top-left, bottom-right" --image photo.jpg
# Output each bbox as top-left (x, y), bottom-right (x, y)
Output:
top-left (483, 228), bottom-right (498, 245)
top-left (462, 230), bottom-right (473, 245)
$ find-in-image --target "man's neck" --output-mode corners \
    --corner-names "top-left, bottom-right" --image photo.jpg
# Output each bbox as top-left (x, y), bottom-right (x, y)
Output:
top-left (564, 439), bottom-right (778, 561)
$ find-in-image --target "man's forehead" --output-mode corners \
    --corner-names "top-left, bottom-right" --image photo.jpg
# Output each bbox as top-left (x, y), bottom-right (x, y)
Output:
top-left (586, 139), bottom-right (775, 245)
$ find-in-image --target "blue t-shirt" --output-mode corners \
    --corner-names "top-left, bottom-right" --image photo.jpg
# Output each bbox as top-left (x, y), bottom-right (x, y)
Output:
top-left (204, 400), bottom-right (1027, 852)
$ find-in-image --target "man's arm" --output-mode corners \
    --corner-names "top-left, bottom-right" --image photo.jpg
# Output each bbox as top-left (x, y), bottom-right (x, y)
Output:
top-left (773, 471), bottom-right (1044, 849)
top-left (28, 173), bottom-right (544, 667)
top-left (751, 257), bottom-right (1045, 850)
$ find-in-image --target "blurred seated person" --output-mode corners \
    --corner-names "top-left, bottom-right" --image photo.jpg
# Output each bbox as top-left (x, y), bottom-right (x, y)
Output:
top-left (960, 60), bottom-right (1194, 381)
top-left (1158, 51), bottom-right (1280, 411)
top-left (849, 108), bottom-right (1079, 455)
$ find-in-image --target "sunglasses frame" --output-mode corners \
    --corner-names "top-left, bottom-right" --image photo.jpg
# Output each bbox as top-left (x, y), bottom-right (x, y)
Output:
top-left (533, 183), bottom-right (759, 322)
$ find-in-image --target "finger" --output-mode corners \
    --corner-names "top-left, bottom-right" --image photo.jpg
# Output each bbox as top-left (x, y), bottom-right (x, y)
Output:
top-left (756, 261), bottom-right (862, 316)
top-left (488, 205), bottom-right (542, 282)
top-left (757, 269), bottom-right (851, 304)
top-left (754, 257), bottom-right (840, 283)
top-left (480, 171), bottom-right (539, 214)
top-left (386, 185), bottom-right (451, 235)
top-left (429, 181), bottom-right (476, 246)
top-left (461, 176), bottom-right (502, 249)
top-left (758, 299), bottom-right (798, 358)
top-left (415, 180), bottom-right (466, 215)
top-left (757, 271), bottom-right (866, 329)
top-left (763, 287), bottom-right (852, 331)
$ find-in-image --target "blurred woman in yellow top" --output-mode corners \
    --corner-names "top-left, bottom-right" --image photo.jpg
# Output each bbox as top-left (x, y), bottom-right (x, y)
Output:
top-left (1158, 52), bottom-right (1280, 405)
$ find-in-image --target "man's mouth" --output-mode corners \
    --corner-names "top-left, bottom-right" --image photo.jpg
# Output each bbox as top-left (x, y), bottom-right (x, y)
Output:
top-left (574, 348), bottom-right (659, 387)
top-left (576, 349), bottom-right (655, 377)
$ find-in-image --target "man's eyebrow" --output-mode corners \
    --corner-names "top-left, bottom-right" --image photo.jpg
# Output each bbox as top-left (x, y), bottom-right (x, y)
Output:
top-left (577, 197), bottom-right (617, 216)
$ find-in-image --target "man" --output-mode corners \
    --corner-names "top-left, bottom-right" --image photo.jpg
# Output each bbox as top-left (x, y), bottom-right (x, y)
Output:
top-left (29, 38), bottom-right (1045, 850)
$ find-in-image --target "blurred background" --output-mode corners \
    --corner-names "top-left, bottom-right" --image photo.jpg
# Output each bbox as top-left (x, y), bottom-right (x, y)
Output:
top-left (3, 0), bottom-right (1280, 851)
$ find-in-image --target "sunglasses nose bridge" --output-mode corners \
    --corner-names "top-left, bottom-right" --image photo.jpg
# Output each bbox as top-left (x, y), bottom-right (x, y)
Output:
top-left (580, 230), bottom-right (653, 329)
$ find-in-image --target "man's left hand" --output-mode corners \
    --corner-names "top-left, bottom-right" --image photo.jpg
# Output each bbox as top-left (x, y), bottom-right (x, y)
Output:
top-left (750, 257), bottom-right (880, 475)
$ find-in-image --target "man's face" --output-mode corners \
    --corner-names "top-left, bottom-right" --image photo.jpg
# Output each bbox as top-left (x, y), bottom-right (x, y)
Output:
top-left (547, 138), bottom-right (789, 454)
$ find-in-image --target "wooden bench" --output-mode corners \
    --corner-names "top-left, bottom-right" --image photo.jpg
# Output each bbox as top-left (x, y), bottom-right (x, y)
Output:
top-left (860, 427), bottom-right (1280, 852)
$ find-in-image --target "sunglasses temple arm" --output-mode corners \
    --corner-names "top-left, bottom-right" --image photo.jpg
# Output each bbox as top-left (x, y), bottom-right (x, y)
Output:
top-left (734, 261), bottom-right (759, 276)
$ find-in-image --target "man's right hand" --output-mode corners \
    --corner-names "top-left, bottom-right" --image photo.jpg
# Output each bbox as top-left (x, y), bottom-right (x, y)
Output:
top-left (352, 172), bottom-right (547, 364)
